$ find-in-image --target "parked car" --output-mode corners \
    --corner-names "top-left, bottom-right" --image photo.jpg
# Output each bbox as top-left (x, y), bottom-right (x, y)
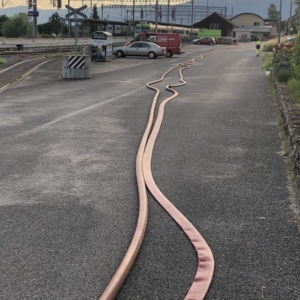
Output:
top-left (126, 33), bottom-right (181, 57)
top-left (113, 42), bottom-right (166, 59)
top-left (194, 37), bottom-right (215, 45)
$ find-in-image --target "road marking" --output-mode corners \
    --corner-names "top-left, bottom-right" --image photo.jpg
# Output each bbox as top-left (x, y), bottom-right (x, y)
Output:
top-left (0, 60), bottom-right (51, 93)
top-left (0, 57), bottom-right (45, 74)
top-left (19, 86), bottom-right (146, 136)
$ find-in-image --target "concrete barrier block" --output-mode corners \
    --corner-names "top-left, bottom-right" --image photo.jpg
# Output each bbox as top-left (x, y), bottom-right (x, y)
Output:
top-left (62, 55), bottom-right (90, 79)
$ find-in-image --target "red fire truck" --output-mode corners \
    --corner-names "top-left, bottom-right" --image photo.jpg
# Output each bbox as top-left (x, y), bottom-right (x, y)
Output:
top-left (125, 32), bottom-right (182, 57)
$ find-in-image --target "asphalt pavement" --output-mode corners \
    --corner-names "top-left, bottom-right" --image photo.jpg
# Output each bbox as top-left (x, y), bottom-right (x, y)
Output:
top-left (0, 57), bottom-right (50, 88)
top-left (0, 43), bottom-right (299, 300)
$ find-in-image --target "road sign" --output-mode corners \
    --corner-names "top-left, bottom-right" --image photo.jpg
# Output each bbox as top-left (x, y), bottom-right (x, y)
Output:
top-left (27, 11), bottom-right (39, 17)
top-left (65, 5), bottom-right (88, 54)
top-left (65, 5), bottom-right (87, 19)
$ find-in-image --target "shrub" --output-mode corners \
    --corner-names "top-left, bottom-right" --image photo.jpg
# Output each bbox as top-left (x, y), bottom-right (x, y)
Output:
top-left (39, 34), bottom-right (52, 38)
top-left (292, 35), bottom-right (300, 79)
top-left (272, 48), bottom-right (293, 76)
top-left (263, 42), bottom-right (277, 52)
top-left (2, 13), bottom-right (28, 37)
top-left (277, 68), bottom-right (294, 82)
top-left (0, 57), bottom-right (6, 64)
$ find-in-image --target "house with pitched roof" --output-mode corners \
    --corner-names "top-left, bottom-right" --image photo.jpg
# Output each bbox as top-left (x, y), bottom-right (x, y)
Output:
top-left (193, 12), bottom-right (237, 44)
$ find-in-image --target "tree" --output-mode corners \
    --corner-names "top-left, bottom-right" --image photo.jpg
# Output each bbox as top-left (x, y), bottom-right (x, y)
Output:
top-left (0, 15), bottom-right (8, 37)
top-left (294, 0), bottom-right (300, 13)
top-left (268, 4), bottom-right (280, 20)
top-left (2, 13), bottom-right (29, 37)
top-left (38, 13), bottom-right (67, 36)
top-left (48, 12), bottom-right (63, 35)
top-left (37, 22), bottom-right (53, 35)
top-left (90, 5), bottom-right (100, 19)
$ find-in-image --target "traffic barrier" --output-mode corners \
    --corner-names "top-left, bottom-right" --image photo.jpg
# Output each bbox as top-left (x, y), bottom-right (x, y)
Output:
top-left (62, 55), bottom-right (90, 79)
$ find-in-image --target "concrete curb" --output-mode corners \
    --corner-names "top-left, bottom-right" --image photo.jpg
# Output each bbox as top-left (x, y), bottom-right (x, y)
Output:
top-left (275, 79), bottom-right (300, 190)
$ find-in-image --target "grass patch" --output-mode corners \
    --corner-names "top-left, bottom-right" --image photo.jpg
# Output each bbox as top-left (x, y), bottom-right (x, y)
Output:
top-left (0, 57), bottom-right (7, 64)
top-left (263, 42), bottom-right (277, 52)
top-left (10, 73), bottom-right (23, 84)
top-left (262, 53), bottom-right (273, 70)
top-left (48, 54), bottom-right (64, 60)
top-left (263, 36), bottom-right (291, 52)
top-left (287, 77), bottom-right (300, 105)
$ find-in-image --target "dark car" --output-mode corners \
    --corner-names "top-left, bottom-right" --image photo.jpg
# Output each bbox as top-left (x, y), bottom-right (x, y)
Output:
top-left (194, 37), bottom-right (215, 45)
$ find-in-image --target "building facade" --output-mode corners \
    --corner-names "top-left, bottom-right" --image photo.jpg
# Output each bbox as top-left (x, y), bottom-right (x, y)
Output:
top-left (193, 12), bottom-right (236, 43)
top-left (231, 13), bottom-right (276, 42)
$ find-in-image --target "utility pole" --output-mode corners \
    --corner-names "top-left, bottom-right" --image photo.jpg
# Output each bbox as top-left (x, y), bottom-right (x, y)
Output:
top-left (155, 0), bottom-right (158, 32)
top-left (33, 0), bottom-right (37, 41)
top-left (159, 5), bottom-right (162, 22)
top-left (167, 0), bottom-right (170, 30)
top-left (278, 0), bottom-right (282, 43)
top-left (288, 0), bottom-right (292, 35)
top-left (132, 0), bottom-right (135, 36)
top-left (126, 9), bottom-right (129, 37)
top-left (68, 0), bottom-right (71, 37)
top-left (120, 0), bottom-right (124, 18)
top-left (60, 16), bottom-right (63, 39)
top-left (191, 0), bottom-right (194, 38)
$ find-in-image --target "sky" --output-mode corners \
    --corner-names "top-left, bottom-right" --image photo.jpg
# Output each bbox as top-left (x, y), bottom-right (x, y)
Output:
top-left (0, 0), bottom-right (296, 24)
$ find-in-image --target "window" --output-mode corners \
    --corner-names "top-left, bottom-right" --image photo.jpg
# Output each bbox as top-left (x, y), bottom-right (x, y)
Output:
top-left (130, 42), bottom-right (141, 48)
top-left (141, 43), bottom-right (150, 48)
top-left (210, 23), bottom-right (219, 29)
top-left (254, 22), bottom-right (260, 26)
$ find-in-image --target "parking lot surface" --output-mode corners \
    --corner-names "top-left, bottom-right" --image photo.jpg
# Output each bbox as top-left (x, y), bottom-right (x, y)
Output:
top-left (0, 43), bottom-right (299, 300)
